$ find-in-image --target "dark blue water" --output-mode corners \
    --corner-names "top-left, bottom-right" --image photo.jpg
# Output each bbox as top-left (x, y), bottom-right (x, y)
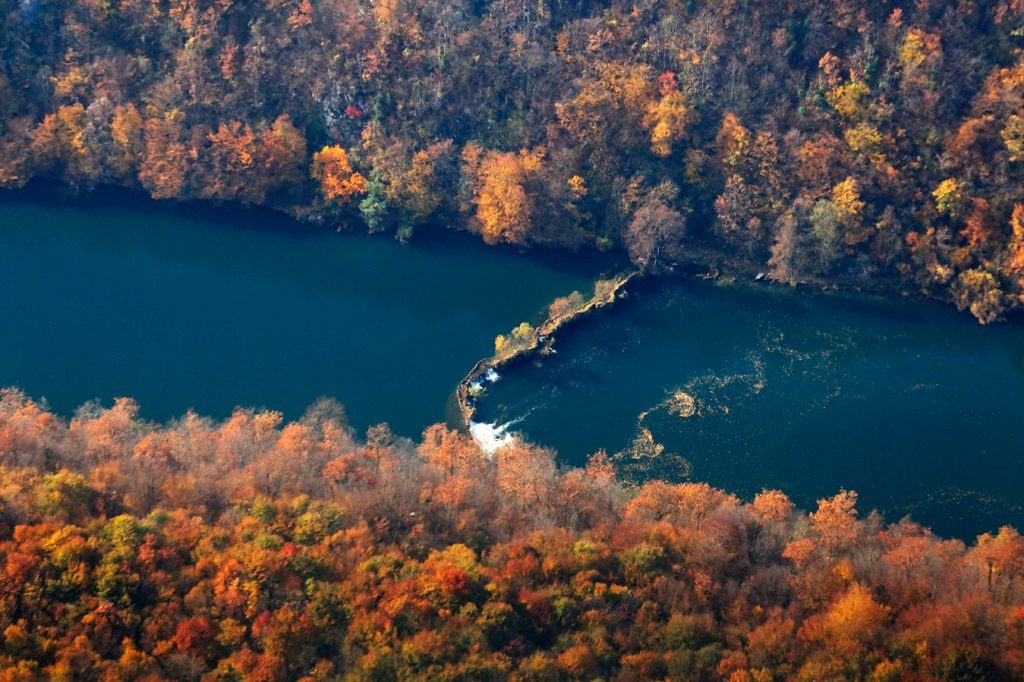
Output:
top-left (5, 189), bottom-right (1022, 538)
top-left (476, 278), bottom-right (1024, 539)
top-left (0, 189), bottom-right (607, 436)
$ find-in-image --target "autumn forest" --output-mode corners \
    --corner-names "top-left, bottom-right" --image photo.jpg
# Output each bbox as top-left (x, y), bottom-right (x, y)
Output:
top-left (4, 0), bottom-right (1024, 679)
top-left (2, 390), bottom-right (1024, 680)
top-left (3, 0), bottom-right (1024, 319)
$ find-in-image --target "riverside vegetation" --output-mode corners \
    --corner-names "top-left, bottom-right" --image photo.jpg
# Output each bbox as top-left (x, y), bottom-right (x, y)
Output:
top-left (5, 1), bottom-right (1024, 678)
top-left (2, 389), bottom-right (1024, 680)
top-left (4, 1), bottom-right (1024, 320)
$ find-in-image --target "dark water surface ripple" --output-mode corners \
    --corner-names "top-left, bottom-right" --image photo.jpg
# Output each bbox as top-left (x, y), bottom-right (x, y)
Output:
top-left (476, 277), bottom-right (1024, 540)
top-left (3, 189), bottom-right (1022, 539)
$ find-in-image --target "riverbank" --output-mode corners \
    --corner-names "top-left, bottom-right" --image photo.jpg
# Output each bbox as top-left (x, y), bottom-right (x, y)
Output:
top-left (2, 389), bottom-right (1022, 679)
top-left (468, 271), bottom-right (1024, 539)
top-left (8, 179), bottom-right (1002, 325)
top-left (453, 270), bottom-right (638, 431)
top-left (0, 189), bottom-right (608, 435)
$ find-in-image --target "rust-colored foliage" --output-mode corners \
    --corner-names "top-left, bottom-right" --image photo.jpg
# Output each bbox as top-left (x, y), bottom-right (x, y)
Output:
top-left (4, 0), bottom-right (1024, 321)
top-left (0, 390), bottom-right (1021, 679)
top-left (311, 145), bottom-right (367, 203)
top-left (138, 118), bottom-right (189, 200)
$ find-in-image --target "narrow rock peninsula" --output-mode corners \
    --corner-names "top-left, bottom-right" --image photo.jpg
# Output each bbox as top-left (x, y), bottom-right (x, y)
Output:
top-left (454, 270), bottom-right (638, 430)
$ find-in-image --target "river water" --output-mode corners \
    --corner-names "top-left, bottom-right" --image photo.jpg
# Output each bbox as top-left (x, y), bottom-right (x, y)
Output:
top-left (475, 277), bottom-right (1024, 539)
top-left (0, 188), bottom-right (605, 436)
top-left (3, 190), bottom-right (1022, 538)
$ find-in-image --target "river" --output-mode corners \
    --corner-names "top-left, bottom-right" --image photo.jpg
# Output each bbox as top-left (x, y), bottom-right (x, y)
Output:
top-left (0, 188), bottom-right (607, 436)
top-left (474, 276), bottom-right (1024, 539)
top-left (3, 189), bottom-right (1022, 539)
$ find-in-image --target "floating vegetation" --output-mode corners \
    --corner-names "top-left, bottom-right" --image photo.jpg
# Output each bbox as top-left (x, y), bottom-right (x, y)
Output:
top-left (887, 486), bottom-right (1024, 533)
top-left (622, 427), bottom-right (665, 460)
top-left (637, 353), bottom-right (768, 429)
top-left (667, 390), bottom-right (697, 418)
top-left (466, 277), bottom-right (1024, 539)
top-left (637, 390), bottom-right (698, 423)
top-left (756, 326), bottom-right (859, 411)
top-left (611, 427), bottom-right (692, 483)
top-left (750, 355), bottom-right (767, 393)
top-left (759, 330), bottom-right (813, 366)
top-left (907, 382), bottom-right (940, 393)
top-left (619, 352), bottom-right (779, 483)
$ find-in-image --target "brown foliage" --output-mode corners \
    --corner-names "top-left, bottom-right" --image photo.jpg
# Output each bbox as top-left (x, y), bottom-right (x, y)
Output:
top-left (5, 0), bottom-right (1024, 320)
top-left (0, 391), bottom-right (1021, 678)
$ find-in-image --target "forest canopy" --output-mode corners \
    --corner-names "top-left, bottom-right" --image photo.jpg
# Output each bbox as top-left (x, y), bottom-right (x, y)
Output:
top-left (1, 389), bottom-right (1024, 680)
top-left (4, 0), bottom-right (1024, 320)
top-left (5, 2), bottom-right (1024, 677)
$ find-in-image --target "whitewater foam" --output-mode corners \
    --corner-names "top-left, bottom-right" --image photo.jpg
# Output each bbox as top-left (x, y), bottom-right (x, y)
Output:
top-left (469, 420), bottom-right (517, 454)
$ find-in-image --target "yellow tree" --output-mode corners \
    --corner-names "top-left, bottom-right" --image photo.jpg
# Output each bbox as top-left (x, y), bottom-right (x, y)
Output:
top-left (312, 145), bottom-right (367, 203)
top-left (109, 104), bottom-right (144, 181)
top-left (832, 177), bottom-right (868, 246)
top-left (844, 122), bottom-right (885, 167)
top-left (933, 178), bottom-right (966, 218)
top-left (952, 268), bottom-right (1005, 324)
top-left (973, 526), bottom-right (1024, 600)
top-left (821, 582), bottom-right (891, 663)
top-left (644, 88), bottom-right (693, 158)
top-left (555, 61), bottom-right (654, 147)
top-left (1005, 205), bottom-right (1024, 283)
top-left (1002, 115), bottom-right (1024, 161)
top-left (749, 489), bottom-right (794, 523)
top-left (361, 126), bottom-right (453, 231)
top-left (715, 112), bottom-right (752, 175)
top-left (201, 120), bottom-right (261, 203)
top-left (28, 104), bottom-right (91, 181)
top-left (469, 149), bottom-right (540, 245)
top-left (899, 28), bottom-right (942, 101)
top-left (810, 490), bottom-right (860, 553)
top-left (399, 145), bottom-right (449, 222)
top-left (826, 75), bottom-right (871, 122)
top-left (260, 115), bottom-right (307, 189)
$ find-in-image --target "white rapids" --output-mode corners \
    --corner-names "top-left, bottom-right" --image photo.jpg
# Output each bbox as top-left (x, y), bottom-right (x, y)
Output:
top-left (468, 420), bottom-right (517, 454)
